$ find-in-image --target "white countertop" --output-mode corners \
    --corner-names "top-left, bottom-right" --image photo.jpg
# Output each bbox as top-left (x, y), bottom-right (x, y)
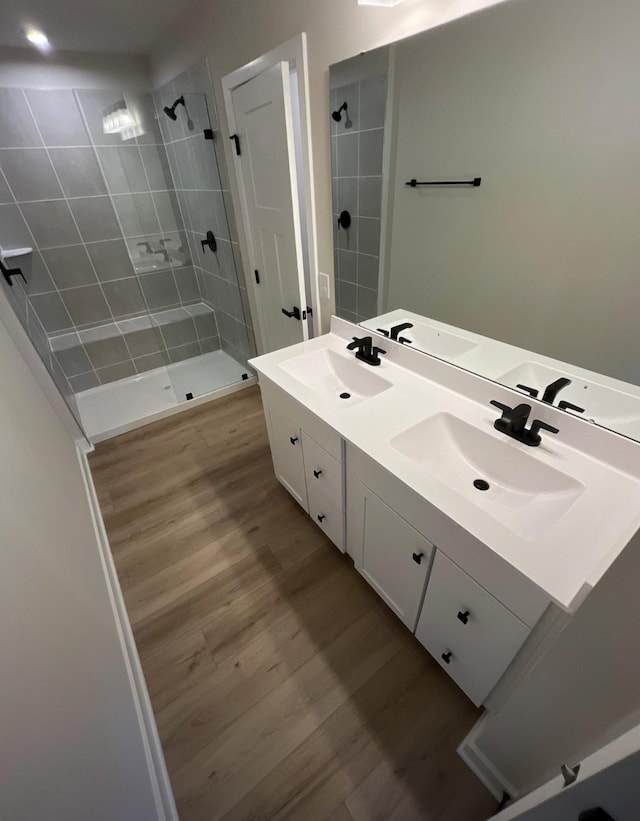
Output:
top-left (250, 317), bottom-right (640, 612)
top-left (366, 309), bottom-right (640, 439)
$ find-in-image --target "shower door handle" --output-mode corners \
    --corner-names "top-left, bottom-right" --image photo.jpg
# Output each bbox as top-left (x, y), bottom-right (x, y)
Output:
top-left (0, 259), bottom-right (27, 288)
top-left (282, 306), bottom-right (301, 320)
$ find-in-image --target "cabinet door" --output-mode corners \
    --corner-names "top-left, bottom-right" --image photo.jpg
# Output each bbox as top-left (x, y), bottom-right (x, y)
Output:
top-left (353, 481), bottom-right (434, 630)
top-left (416, 551), bottom-right (530, 706)
top-left (264, 401), bottom-right (308, 512)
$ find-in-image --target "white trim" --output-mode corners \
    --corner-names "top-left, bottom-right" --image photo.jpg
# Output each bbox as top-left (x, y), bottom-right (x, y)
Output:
top-left (377, 45), bottom-right (396, 314)
top-left (222, 33), bottom-right (321, 344)
top-left (457, 713), bottom-right (518, 802)
top-left (88, 375), bottom-right (257, 443)
top-left (77, 444), bottom-right (179, 821)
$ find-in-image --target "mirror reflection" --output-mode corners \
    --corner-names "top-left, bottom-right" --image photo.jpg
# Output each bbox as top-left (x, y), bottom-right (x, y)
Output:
top-left (330, 0), bottom-right (640, 441)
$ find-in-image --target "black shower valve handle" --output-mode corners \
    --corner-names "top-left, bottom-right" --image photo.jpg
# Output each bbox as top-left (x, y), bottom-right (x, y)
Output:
top-left (201, 230), bottom-right (217, 254)
top-left (337, 210), bottom-right (352, 230)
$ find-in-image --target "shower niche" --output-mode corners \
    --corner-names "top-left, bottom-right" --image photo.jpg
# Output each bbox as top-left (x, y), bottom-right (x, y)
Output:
top-left (0, 59), bottom-right (255, 440)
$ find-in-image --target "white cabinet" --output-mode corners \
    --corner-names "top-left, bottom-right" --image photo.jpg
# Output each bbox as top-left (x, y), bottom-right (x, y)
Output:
top-left (264, 401), bottom-right (308, 511)
top-left (351, 480), bottom-right (434, 630)
top-left (262, 388), bottom-right (345, 551)
top-left (416, 551), bottom-right (531, 706)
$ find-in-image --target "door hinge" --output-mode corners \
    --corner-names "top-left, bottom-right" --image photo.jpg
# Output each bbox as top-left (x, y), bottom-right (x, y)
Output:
top-left (230, 134), bottom-right (241, 155)
top-left (561, 763), bottom-right (581, 787)
top-left (203, 128), bottom-right (214, 141)
top-left (254, 269), bottom-right (260, 284)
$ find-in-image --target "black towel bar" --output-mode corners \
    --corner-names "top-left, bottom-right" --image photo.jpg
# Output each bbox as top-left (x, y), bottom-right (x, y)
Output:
top-left (406, 177), bottom-right (481, 187)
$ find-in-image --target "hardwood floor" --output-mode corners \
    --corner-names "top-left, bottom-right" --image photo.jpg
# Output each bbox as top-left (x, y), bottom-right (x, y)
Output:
top-left (90, 386), bottom-right (497, 821)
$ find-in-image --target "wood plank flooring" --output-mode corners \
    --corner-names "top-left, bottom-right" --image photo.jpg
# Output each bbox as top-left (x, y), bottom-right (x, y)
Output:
top-left (89, 386), bottom-right (497, 821)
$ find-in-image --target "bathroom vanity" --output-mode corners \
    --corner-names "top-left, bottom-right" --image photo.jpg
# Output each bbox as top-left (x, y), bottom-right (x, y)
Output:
top-left (250, 317), bottom-right (640, 710)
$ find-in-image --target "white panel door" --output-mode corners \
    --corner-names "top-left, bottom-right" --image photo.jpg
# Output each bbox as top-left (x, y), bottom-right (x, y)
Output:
top-left (232, 62), bottom-right (307, 353)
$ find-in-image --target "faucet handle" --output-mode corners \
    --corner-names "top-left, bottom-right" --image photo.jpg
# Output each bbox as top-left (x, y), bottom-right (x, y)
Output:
top-left (490, 400), bottom-right (511, 415)
top-left (516, 383), bottom-right (539, 398)
top-left (376, 328), bottom-right (390, 338)
top-left (529, 419), bottom-right (559, 445)
top-left (372, 346), bottom-right (386, 358)
top-left (558, 400), bottom-right (585, 414)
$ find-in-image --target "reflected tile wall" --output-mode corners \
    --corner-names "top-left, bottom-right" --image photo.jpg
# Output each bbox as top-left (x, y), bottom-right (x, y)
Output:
top-left (331, 74), bottom-right (387, 323)
top-left (154, 59), bottom-right (255, 369)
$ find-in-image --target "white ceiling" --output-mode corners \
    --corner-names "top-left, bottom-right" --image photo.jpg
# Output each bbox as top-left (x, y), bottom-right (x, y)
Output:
top-left (0, 0), bottom-right (195, 54)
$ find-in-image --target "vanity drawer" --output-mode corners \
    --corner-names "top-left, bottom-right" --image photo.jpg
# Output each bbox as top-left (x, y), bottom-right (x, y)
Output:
top-left (303, 433), bottom-right (344, 511)
top-left (307, 485), bottom-right (345, 552)
top-left (416, 551), bottom-right (530, 706)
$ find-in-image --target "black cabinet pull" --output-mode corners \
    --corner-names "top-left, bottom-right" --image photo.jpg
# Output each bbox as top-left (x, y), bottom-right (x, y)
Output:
top-left (289, 436), bottom-right (298, 445)
top-left (412, 552), bottom-right (424, 565)
top-left (282, 306), bottom-right (301, 320)
top-left (457, 610), bottom-right (470, 625)
top-left (317, 514), bottom-right (326, 523)
top-left (441, 651), bottom-right (453, 664)
top-left (313, 469), bottom-right (322, 478)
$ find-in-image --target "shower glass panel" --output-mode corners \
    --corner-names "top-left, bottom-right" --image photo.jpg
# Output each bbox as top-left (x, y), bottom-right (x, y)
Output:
top-left (154, 60), bottom-right (255, 403)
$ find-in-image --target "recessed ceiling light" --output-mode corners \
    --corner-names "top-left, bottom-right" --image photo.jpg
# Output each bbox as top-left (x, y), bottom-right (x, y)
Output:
top-left (25, 29), bottom-right (51, 52)
top-left (358, 0), bottom-right (406, 6)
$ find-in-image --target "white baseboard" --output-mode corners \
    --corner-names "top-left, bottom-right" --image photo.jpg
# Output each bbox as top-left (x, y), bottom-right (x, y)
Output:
top-left (77, 443), bottom-right (178, 821)
top-left (458, 713), bottom-right (518, 803)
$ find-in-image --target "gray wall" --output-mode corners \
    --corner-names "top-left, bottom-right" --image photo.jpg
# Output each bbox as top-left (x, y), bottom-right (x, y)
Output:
top-left (156, 59), bottom-right (255, 368)
top-left (385, 0), bottom-right (640, 385)
top-left (331, 72), bottom-right (387, 323)
top-left (0, 304), bottom-right (163, 821)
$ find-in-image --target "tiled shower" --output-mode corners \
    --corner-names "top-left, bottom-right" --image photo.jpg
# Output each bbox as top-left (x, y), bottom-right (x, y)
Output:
top-left (0, 59), bottom-right (255, 437)
top-left (331, 73), bottom-right (387, 323)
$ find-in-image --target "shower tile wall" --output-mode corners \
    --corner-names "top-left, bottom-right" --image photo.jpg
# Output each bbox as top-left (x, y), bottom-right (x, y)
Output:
top-left (0, 86), bottom-right (214, 388)
top-left (331, 75), bottom-right (387, 323)
top-left (155, 60), bottom-right (255, 369)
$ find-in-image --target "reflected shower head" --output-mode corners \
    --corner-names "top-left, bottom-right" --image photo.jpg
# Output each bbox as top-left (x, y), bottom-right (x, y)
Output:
top-left (163, 95), bottom-right (185, 121)
top-left (332, 101), bottom-right (348, 123)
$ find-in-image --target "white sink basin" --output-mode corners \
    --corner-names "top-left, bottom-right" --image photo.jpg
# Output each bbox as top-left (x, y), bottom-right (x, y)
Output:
top-left (279, 348), bottom-right (393, 406)
top-left (499, 362), bottom-right (640, 437)
top-left (390, 412), bottom-right (585, 539)
top-left (371, 318), bottom-right (478, 360)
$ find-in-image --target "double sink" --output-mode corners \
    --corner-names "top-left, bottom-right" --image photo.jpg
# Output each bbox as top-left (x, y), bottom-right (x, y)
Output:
top-left (279, 340), bottom-right (586, 542)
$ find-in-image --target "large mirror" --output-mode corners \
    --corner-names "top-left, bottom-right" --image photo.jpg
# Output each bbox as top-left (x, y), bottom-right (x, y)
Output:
top-left (329, 0), bottom-right (640, 441)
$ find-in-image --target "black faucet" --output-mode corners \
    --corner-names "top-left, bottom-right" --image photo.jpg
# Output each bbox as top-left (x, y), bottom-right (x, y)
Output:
top-left (490, 400), bottom-right (559, 447)
top-left (517, 376), bottom-right (585, 414)
top-left (376, 322), bottom-right (413, 344)
top-left (347, 336), bottom-right (386, 366)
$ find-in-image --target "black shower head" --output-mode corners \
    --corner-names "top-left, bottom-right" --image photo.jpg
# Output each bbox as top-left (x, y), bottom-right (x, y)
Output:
top-left (163, 95), bottom-right (185, 121)
top-left (332, 101), bottom-right (348, 123)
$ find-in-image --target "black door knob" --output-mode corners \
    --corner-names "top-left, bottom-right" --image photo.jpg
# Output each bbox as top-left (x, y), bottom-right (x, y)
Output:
top-left (289, 436), bottom-right (298, 445)
top-left (282, 306), bottom-right (301, 320)
top-left (441, 651), bottom-right (453, 664)
top-left (317, 514), bottom-right (325, 523)
top-left (412, 552), bottom-right (424, 565)
top-left (457, 610), bottom-right (470, 625)
top-left (313, 469), bottom-right (322, 478)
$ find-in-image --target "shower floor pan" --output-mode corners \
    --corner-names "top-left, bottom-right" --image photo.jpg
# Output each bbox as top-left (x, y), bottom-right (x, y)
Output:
top-left (76, 349), bottom-right (253, 442)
